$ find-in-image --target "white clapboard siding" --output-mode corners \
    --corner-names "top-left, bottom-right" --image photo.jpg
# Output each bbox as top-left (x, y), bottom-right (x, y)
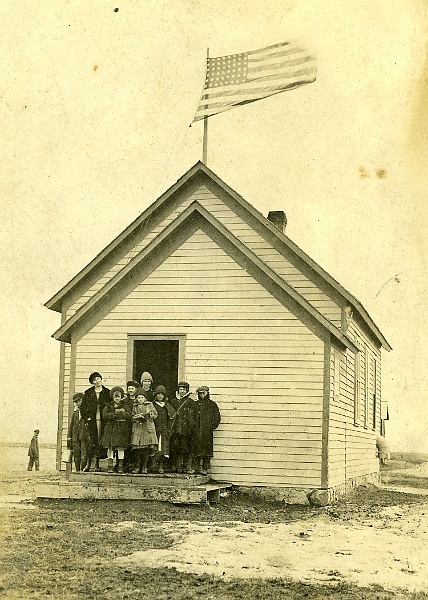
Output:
top-left (58, 344), bottom-right (71, 469)
top-left (216, 439), bottom-right (322, 450)
top-left (74, 230), bottom-right (324, 487)
top-left (209, 468), bottom-right (321, 487)
top-left (328, 322), bottom-right (381, 487)
top-left (68, 185), bottom-right (342, 329)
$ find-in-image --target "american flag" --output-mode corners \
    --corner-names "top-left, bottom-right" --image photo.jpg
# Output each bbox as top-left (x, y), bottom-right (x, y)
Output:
top-left (193, 41), bottom-right (316, 122)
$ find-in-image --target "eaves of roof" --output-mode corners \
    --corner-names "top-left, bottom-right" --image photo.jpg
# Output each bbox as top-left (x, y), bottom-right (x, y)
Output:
top-left (53, 201), bottom-right (359, 355)
top-left (46, 161), bottom-right (391, 351)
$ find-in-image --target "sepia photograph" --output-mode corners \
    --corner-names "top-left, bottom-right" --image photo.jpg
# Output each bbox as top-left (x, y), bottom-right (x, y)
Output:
top-left (1, 1), bottom-right (428, 598)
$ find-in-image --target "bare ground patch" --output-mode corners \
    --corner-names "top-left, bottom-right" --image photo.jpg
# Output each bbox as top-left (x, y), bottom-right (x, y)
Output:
top-left (0, 457), bottom-right (428, 599)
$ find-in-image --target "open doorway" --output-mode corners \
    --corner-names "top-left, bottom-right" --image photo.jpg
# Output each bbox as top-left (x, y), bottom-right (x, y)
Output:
top-left (127, 335), bottom-right (186, 399)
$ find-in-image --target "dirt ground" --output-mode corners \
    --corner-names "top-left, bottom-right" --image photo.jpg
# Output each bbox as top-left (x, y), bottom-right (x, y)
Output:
top-left (0, 455), bottom-right (427, 599)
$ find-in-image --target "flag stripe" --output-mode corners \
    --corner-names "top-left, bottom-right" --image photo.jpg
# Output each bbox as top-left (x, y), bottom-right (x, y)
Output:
top-left (248, 57), bottom-right (314, 77)
top-left (249, 47), bottom-right (308, 63)
top-left (246, 41), bottom-right (293, 56)
top-left (200, 68), bottom-right (316, 100)
top-left (248, 66), bottom-right (316, 83)
top-left (193, 41), bottom-right (316, 122)
top-left (202, 79), bottom-right (315, 106)
top-left (198, 79), bottom-right (316, 112)
top-left (195, 83), bottom-right (309, 119)
top-left (248, 50), bottom-right (311, 68)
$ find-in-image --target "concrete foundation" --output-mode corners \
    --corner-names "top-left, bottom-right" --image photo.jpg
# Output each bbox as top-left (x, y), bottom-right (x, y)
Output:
top-left (35, 472), bottom-right (231, 504)
top-left (237, 472), bottom-right (382, 506)
top-left (326, 471), bottom-right (381, 503)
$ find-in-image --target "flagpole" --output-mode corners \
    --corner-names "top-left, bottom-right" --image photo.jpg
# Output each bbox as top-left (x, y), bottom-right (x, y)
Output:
top-left (202, 48), bottom-right (209, 164)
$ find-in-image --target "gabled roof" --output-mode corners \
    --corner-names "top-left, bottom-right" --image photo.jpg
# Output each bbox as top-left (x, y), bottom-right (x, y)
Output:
top-left (52, 201), bottom-right (359, 353)
top-left (46, 161), bottom-right (391, 350)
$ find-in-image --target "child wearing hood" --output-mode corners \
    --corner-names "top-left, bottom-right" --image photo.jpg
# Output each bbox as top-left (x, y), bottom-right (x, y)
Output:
top-left (152, 385), bottom-right (176, 474)
top-left (131, 387), bottom-right (158, 474)
top-left (139, 371), bottom-right (155, 402)
top-left (101, 386), bottom-right (132, 473)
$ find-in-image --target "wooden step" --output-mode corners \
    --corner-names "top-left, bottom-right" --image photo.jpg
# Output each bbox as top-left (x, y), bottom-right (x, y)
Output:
top-left (68, 472), bottom-right (209, 487)
top-left (35, 479), bottom-right (231, 504)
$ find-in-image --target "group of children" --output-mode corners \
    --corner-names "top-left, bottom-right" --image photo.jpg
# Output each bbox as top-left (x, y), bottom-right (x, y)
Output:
top-left (67, 371), bottom-right (221, 476)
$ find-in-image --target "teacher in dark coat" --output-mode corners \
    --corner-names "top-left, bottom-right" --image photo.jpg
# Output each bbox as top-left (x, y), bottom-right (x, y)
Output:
top-left (81, 372), bottom-right (110, 471)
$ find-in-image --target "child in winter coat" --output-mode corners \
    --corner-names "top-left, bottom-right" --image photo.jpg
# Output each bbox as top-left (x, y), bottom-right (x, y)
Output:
top-left (67, 392), bottom-right (91, 472)
top-left (170, 381), bottom-right (195, 473)
top-left (191, 386), bottom-right (221, 475)
top-left (152, 385), bottom-right (176, 474)
top-left (119, 380), bottom-right (140, 473)
top-left (101, 386), bottom-right (132, 473)
top-left (131, 388), bottom-right (158, 474)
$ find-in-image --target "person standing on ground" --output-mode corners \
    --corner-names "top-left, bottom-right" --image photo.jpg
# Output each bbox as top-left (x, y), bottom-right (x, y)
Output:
top-left (27, 429), bottom-right (40, 471)
top-left (81, 372), bottom-right (110, 472)
top-left (376, 433), bottom-right (391, 466)
top-left (191, 386), bottom-right (221, 475)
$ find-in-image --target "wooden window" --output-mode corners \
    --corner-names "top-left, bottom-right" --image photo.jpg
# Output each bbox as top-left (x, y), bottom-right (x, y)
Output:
top-left (333, 347), bottom-right (341, 403)
top-left (372, 356), bottom-right (377, 430)
top-left (354, 345), bottom-right (361, 425)
top-left (364, 346), bottom-right (370, 428)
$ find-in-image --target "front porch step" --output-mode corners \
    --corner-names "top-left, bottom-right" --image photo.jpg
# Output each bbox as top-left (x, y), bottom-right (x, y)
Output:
top-left (68, 472), bottom-right (209, 487)
top-left (35, 476), bottom-right (231, 504)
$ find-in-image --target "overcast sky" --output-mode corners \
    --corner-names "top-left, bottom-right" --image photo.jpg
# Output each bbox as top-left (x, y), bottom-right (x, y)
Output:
top-left (1, 0), bottom-right (427, 451)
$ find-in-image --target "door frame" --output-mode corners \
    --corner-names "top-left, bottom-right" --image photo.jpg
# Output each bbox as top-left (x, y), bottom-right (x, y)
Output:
top-left (126, 333), bottom-right (186, 384)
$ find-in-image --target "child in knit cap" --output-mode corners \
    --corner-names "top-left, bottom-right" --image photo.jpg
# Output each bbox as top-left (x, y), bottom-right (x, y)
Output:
top-left (140, 371), bottom-right (155, 402)
top-left (101, 387), bottom-right (132, 473)
top-left (131, 387), bottom-right (158, 474)
top-left (152, 385), bottom-right (176, 474)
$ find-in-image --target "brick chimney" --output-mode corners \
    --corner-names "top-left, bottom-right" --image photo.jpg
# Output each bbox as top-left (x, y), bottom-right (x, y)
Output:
top-left (267, 211), bottom-right (287, 233)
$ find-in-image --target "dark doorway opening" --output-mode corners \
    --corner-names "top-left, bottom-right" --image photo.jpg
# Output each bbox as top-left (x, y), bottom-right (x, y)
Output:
top-left (133, 339), bottom-right (179, 399)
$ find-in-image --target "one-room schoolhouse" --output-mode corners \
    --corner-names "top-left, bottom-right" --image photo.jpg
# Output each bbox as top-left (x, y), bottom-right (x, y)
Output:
top-left (46, 162), bottom-right (391, 499)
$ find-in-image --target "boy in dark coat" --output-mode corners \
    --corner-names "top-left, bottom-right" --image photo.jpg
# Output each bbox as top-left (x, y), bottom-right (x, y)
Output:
top-left (101, 386), bottom-right (132, 473)
top-left (152, 385), bottom-right (176, 473)
top-left (191, 386), bottom-right (221, 475)
top-left (27, 430), bottom-right (40, 471)
top-left (81, 372), bottom-right (110, 472)
top-left (170, 381), bottom-right (196, 474)
top-left (67, 393), bottom-right (91, 471)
